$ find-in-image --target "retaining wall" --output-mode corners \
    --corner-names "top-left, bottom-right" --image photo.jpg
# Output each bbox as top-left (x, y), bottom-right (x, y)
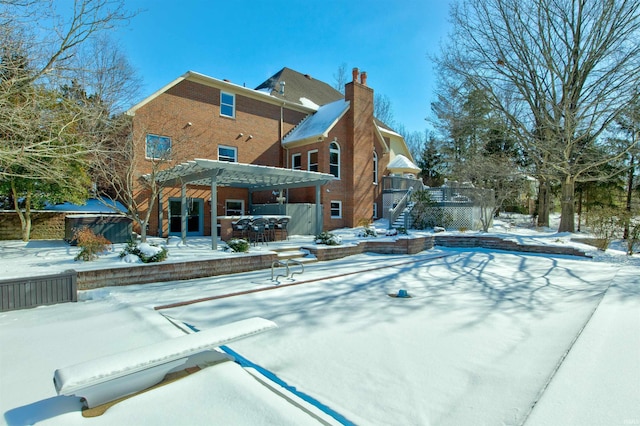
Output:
top-left (77, 253), bottom-right (276, 290)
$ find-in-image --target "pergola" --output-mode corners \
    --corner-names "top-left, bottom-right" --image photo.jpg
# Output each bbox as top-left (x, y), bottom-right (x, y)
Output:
top-left (148, 159), bottom-right (335, 249)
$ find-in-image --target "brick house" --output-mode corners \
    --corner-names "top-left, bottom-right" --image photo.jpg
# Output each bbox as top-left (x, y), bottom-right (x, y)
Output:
top-left (126, 67), bottom-right (420, 240)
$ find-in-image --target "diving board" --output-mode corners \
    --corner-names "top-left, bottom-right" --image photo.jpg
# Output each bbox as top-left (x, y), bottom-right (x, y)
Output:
top-left (53, 317), bottom-right (277, 408)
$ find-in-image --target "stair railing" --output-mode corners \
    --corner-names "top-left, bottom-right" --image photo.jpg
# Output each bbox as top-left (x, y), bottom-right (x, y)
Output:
top-left (387, 187), bottom-right (413, 229)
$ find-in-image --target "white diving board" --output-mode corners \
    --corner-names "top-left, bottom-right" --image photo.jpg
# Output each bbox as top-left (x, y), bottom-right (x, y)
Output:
top-left (53, 317), bottom-right (277, 408)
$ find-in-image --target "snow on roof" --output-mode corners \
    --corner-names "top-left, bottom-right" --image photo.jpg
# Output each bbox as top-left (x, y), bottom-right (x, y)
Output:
top-left (387, 154), bottom-right (420, 171)
top-left (298, 97), bottom-right (319, 110)
top-left (282, 99), bottom-right (349, 146)
top-left (46, 198), bottom-right (126, 214)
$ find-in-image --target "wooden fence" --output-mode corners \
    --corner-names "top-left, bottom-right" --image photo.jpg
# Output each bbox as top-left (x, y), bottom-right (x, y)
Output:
top-left (0, 270), bottom-right (77, 312)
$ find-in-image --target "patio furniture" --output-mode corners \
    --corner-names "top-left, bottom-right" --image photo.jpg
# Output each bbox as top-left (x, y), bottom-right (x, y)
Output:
top-left (275, 217), bottom-right (289, 240)
top-left (249, 218), bottom-right (269, 245)
top-left (267, 217), bottom-right (278, 241)
top-left (232, 218), bottom-right (251, 239)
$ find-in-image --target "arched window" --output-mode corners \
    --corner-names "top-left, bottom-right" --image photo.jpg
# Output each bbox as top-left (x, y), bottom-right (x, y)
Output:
top-left (329, 141), bottom-right (340, 178)
top-left (373, 151), bottom-right (379, 184)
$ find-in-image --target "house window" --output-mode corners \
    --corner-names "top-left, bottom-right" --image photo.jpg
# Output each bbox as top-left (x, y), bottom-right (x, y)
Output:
top-left (330, 201), bottom-right (342, 218)
top-left (329, 141), bottom-right (340, 178)
top-left (220, 92), bottom-right (235, 118)
top-left (373, 151), bottom-right (378, 184)
top-left (225, 199), bottom-right (244, 216)
top-left (218, 145), bottom-right (237, 162)
top-left (373, 203), bottom-right (378, 219)
top-left (291, 153), bottom-right (301, 170)
top-left (308, 150), bottom-right (318, 172)
top-left (145, 134), bottom-right (171, 160)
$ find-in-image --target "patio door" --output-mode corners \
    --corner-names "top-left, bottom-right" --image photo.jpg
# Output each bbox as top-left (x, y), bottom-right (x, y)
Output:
top-left (168, 198), bottom-right (204, 236)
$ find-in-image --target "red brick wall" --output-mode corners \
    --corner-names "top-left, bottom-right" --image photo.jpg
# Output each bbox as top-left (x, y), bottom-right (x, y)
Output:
top-left (132, 79), bottom-right (308, 236)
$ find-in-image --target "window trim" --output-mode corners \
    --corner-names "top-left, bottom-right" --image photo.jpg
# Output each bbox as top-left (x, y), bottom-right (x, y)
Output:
top-left (291, 153), bottom-right (302, 170)
top-left (218, 145), bottom-right (238, 162)
top-left (373, 150), bottom-right (379, 184)
top-left (308, 149), bottom-right (318, 172)
top-left (145, 133), bottom-right (172, 160)
top-left (329, 141), bottom-right (340, 179)
top-left (330, 200), bottom-right (342, 219)
top-left (225, 199), bottom-right (245, 216)
top-left (220, 91), bottom-right (235, 118)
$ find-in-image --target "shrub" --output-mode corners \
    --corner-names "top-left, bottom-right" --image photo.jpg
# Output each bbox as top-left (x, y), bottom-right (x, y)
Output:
top-left (74, 227), bottom-right (112, 261)
top-left (119, 240), bottom-right (168, 263)
top-left (623, 216), bottom-right (640, 256)
top-left (316, 231), bottom-right (342, 246)
top-left (226, 238), bottom-right (249, 253)
top-left (588, 206), bottom-right (621, 251)
top-left (357, 226), bottom-right (377, 238)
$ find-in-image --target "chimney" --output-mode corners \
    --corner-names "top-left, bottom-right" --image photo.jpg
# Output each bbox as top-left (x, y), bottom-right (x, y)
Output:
top-left (352, 67), bottom-right (359, 82)
top-left (360, 71), bottom-right (367, 86)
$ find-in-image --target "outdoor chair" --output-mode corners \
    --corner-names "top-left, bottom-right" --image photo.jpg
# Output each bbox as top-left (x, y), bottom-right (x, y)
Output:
top-left (267, 217), bottom-right (278, 241)
top-left (275, 217), bottom-right (289, 240)
top-left (249, 218), bottom-right (268, 245)
top-left (232, 218), bottom-right (251, 239)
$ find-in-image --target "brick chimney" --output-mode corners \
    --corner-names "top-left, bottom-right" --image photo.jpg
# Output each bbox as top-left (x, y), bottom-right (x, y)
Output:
top-left (344, 67), bottom-right (375, 228)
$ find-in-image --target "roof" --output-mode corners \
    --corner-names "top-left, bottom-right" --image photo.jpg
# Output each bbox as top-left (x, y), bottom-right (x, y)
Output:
top-left (126, 71), bottom-right (316, 116)
top-left (282, 99), bottom-right (350, 146)
top-left (150, 159), bottom-right (335, 190)
top-left (255, 67), bottom-right (344, 108)
top-left (387, 154), bottom-right (420, 172)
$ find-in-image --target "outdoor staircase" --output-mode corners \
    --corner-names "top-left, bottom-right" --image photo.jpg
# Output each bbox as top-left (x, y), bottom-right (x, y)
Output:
top-left (392, 202), bottom-right (415, 229)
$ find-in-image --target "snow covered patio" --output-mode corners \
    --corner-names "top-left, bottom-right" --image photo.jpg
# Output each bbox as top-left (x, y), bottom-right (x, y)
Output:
top-left (1, 245), bottom-right (639, 425)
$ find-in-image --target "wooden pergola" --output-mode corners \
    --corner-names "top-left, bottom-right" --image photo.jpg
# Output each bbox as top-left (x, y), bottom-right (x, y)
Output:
top-left (149, 159), bottom-right (335, 249)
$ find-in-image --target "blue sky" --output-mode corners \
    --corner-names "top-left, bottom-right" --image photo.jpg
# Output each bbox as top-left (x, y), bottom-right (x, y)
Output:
top-left (116, 0), bottom-right (452, 134)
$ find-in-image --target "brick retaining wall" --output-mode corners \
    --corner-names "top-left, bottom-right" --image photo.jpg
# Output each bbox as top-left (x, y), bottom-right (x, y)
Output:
top-left (77, 253), bottom-right (276, 290)
top-left (434, 235), bottom-right (590, 257)
top-left (67, 234), bottom-right (588, 290)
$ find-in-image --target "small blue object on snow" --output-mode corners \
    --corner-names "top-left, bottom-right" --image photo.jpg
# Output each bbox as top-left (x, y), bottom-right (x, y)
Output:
top-left (396, 289), bottom-right (410, 298)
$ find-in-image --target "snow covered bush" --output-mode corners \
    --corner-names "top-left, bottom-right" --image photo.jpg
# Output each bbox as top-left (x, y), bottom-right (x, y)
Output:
top-left (74, 227), bottom-right (112, 261)
top-left (119, 241), bottom-right (168, 263)
top-left (357, 227), bottom-right (377, 238)
top-left (226, 238), bottom-right (249, 253)
top-left (316, 231), bottom-right (342, 246)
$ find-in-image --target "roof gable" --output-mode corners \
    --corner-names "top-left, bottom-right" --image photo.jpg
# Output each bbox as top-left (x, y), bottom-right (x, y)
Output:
top-left (255, 68), bottom-right (344, 108)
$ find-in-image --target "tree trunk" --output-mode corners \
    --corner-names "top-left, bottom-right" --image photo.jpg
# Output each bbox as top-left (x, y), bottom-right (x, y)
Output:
top-left (558, 177), bottom-right (576, 232)
top-left (577, 186), bottom-right (583, 232)
top-left (536, 178), bottom-right (550, 227)
top-left (11, 182), bottom-right (32, 242)
top-left (623, 154), bottom-right (635, 240)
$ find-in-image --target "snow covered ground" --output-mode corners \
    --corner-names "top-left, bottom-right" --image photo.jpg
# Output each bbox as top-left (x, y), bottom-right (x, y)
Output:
top-left (1, 215), bottom-right (639, 425)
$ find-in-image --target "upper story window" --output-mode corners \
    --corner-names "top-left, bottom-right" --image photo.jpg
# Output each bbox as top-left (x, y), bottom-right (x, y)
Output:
top-left (220, 92), bottom-right (235, 118)
top-left (291, 153), bottom-right (302, 170)
top-left (373, 151), bottom-right (379, 184)
top-left (218, 145), bottom-right (237, 162)
top-left (329, 141), bottom-right (340, 178)
top-left (308, 150), bottom-right (318, 172)
top-left (145, 134), bottom-right (171, 160)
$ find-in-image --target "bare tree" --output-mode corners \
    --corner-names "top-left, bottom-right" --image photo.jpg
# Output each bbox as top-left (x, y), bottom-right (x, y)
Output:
top-left (93, 108), bottom-right (209, 242)
top-left (374, 93), bottom-right (395, 127)
top-left (437, 0), bottom-right (640, 232)
top-left (0, 0), bottom-right (134, 181)
top-left (332, 62), bottom-right (348, 94)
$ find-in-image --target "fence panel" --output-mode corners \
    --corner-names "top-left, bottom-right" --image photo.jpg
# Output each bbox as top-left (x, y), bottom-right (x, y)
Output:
top-left (0, 270), bottom-right (77, 312)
